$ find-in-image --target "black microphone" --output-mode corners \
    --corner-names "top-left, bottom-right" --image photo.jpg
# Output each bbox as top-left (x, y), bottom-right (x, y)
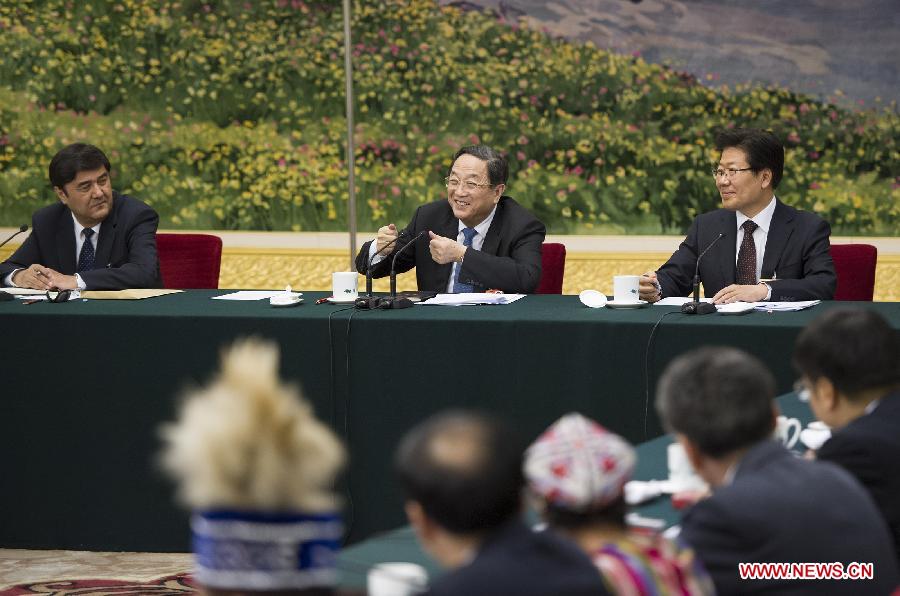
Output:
top-left (364, 230), bottom-right (427, 310)
top-left (364, 231), bottom-right (403, 297)
top-left (389, 230), bottom-right (426, 298)
top-left (681, 232), bottom-right (724, 315)
top-left (0, 224), bottom-right (28, 250)
top-left (0, 225), bottom-right (28, 301)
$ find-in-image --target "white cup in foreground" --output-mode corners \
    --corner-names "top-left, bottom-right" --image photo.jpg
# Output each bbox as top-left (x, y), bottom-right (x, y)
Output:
top-left (667, 442), bottom-right (705, 491)
top-left (613, 275), bottom-right (641, 303)
top-left (367, 562), bottom-right (428, 596)
top-left (774, 415), bottom-right (802, 449)
top-left (332, 271), bottom-right (359, 300)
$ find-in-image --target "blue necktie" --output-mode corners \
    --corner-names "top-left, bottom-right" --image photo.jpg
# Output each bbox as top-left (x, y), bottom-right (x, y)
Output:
top-left (78, 228), bottom-right (96, 273)
top-left (452, 227), bottom-right (478, 293)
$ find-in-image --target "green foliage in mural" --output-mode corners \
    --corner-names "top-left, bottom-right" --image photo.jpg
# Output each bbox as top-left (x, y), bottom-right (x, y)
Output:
top-left (0, 0), bottom-right (897, 233)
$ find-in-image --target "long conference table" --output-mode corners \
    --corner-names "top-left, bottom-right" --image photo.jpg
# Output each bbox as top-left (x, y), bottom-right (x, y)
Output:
top-left (2, 291), bottom-right (897, 552)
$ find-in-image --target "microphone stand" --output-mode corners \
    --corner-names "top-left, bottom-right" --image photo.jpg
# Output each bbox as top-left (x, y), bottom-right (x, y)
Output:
top-left (0, 224), bottom-right (28, 250)
top-left (380, 230), bottom-right (427, 309)
top-left (681, 232), bottom-right (724, 315)
top-left (0, 225), bottom-right (29, 302)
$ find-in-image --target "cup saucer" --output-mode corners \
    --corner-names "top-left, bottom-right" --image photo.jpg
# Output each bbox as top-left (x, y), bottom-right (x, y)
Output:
top-left (606, 299), bottom-right (649, 309)
top-left (270, 296), bottom-right (303, 307)
top-left (327, 296), bottom-right (358, 304)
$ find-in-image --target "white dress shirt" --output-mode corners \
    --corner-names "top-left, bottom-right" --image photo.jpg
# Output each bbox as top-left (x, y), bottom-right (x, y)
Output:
top-left (2, 213), bottom-right (100, 289)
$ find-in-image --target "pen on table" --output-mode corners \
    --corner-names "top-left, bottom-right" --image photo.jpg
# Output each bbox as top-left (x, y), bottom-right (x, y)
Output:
top-left (315, 297), bottom-right (330, 305)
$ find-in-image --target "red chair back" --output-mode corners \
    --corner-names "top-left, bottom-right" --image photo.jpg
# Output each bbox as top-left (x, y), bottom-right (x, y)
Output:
top-left (830, 243), bottom-right (877, 301)
top-left (156, 233), bottom-right (223, 289)
top-left (536, 242), bottom-right (566, 294)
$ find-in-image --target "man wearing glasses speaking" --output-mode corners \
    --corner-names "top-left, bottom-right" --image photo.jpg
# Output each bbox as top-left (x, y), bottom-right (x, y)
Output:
top-left (1, 143), bottom-right (162, 292)
top-left (639, 128), bottom-right (836, 304)
top-left (355, 145), bottom-right (545, 294)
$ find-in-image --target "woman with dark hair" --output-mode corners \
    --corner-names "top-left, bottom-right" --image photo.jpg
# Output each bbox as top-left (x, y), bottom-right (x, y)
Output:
top-left (524, 413), bottom-right (714, 595)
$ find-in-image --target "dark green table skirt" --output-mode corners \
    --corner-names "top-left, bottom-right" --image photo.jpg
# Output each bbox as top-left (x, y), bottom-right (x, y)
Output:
top-left (1, 291), bottom-right (896, 551)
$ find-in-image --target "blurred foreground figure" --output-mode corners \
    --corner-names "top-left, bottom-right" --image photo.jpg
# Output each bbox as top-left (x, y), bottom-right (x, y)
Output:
top-left (395, 410), bottom-right (609, 596)
top-left (525, 412), bottom-right (714, 595)
top-left (161, 339), bottom-right (345, 596)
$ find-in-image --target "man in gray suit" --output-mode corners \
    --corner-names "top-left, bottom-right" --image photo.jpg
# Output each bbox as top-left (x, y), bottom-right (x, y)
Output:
top-left (657, 347), bottom-right (898, 594)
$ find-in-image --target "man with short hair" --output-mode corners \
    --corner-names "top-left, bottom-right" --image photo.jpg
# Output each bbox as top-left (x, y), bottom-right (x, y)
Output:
top-left (355, 144), bottom-right (545, 293)
top-left (1, 143), bottom-right (162, 290)
top-left (657, 347), bottom-right (899, 594)
top-left (794, 308), bottom-right (900, 562)
top-left (395, 411), bottom-right (609, 596)
top-left (640, 128), bottom-right (836, 303)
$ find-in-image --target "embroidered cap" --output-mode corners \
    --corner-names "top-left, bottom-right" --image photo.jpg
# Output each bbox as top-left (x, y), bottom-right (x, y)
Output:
top-left (524, 413), bottom-right (636, 511)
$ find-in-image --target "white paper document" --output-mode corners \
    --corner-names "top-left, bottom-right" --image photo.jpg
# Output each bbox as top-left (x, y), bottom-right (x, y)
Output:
top-left (418, 293), bottom-right (526, 306)
top-left (212, 291), bottom-right (284, 301)
top-left (752, 300), bottom-right (821, 312)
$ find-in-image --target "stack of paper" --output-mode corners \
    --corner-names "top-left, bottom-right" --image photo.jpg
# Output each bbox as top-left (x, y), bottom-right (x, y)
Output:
top-left (418, 293), bottom-right (526, 306)
top-left (752, 300), bottom-right (821, 312)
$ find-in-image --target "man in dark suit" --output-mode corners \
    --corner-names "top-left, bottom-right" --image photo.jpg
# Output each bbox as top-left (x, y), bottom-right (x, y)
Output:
top-left (355, 145), bottom-right (545, 293)
top-left (0, 143), bottom-right (161, 291)
top-left (640, 128), bottom-right (836, 303)
top-left (395, 411), bottom-right (609, 596)
top-left (794, 308), bottom-right (900, 562)
top-left (657, 347), bottom-right (899, 595)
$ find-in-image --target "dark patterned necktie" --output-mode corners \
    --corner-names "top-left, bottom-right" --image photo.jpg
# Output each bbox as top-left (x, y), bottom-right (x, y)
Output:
top-left (735, 220), bottom-right (758, 285)
top-left (452, 227), bottom-right (478, 293)
top-left (78, 228), bottom-right (96, 273)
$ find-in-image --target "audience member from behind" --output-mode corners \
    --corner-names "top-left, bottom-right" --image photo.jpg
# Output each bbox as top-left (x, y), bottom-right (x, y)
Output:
top-left (160, 339), bottom-right (345, 596)
top-left (657, 346), bottom-right (899, 595)
top-left (524, 413), bottom-right (714, 595)
top-left (794, 308), bottom-right (900, 562)
top-left (0, 142), bottom-right (162, 290)
top-left (395, 411), bottom-right (609, 596)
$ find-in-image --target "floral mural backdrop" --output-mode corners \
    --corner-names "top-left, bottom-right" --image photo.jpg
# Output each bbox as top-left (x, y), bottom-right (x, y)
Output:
top-left (0, 0), bottom-right (897, 235)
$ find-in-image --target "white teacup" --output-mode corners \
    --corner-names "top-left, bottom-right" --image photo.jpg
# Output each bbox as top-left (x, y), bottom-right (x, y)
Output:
top-left (332, 271), bottom-right (359, 300)
top-left (367, 562), bottom-right (428, 596)
top-left (774, 415), bottom-right (802, 449)
top-left (667, 442), bottom-right (705, 491)
top-left (613, 275), bottom-right (641, 303)
top-left (800, 421), bottom-right (832, 451)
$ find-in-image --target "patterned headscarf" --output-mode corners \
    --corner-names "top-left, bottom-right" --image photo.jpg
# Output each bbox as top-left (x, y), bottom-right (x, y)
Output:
top-left (524, 413), bottom-right (636, 511)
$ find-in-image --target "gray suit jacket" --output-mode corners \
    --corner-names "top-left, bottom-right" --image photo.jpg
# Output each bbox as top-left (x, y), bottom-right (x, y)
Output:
top-left (681, 440), bottom-right (899, 594)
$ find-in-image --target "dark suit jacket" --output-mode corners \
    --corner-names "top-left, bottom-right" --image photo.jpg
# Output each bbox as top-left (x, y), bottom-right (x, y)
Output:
top-left (355, 197), bottom-right (546, 293)
top-left (817, 391), bottom-right (900, 563)
top-left (0, 192), bottom-right (162, 290)
top-left (681, 440), bottom-right (899, 595)
top-left (657, 199), bottom-right (836, 301)
top-left (427, 519), bottom-right (609, 596)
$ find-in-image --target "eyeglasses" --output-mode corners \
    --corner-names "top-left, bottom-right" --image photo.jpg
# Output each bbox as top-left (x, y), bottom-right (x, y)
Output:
top-left (46, 289), bottom-right (72, 303)
top-left (793, 380), bottom-right (811, 402)
top-left (444, 177), bottom-right (494, 192)
top-left (711, 167), bottom-right (753, 179)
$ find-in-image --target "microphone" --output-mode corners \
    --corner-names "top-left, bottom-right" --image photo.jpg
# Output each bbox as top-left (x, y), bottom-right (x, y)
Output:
top-left (681, 232), bottom-right (724, 315)
top-left (364, 231), bottom-right (403, 297)
top-left (0, 225), bottom-right (28, 301)
top-left (0, 224), bottom-right (28, 250)
top-left (363, 230), bottom-right (426, 310)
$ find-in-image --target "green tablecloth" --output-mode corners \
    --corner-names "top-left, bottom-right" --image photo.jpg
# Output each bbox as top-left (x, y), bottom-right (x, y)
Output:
top-left (0, 291), bottom-right (895, 551)
top-left (336, 392), bottom-right (815, 589)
